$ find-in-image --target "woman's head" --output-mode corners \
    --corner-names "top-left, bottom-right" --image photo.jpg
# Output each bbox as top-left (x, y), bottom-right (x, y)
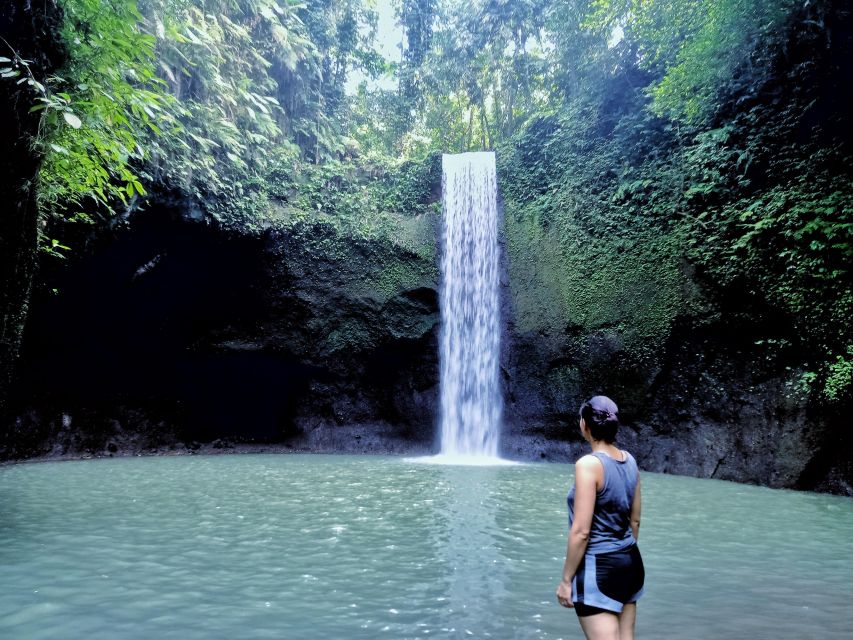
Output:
top-left (578, 395), bottom-right (619, 443)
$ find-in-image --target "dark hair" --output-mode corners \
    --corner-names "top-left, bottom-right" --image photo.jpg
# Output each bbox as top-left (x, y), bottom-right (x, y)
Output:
top-left (579, 395), bottom-right (619, 443)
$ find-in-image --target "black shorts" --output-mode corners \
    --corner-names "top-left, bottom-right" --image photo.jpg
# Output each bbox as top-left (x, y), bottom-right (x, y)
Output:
top-left (572, 544), bottom-right (645, 616)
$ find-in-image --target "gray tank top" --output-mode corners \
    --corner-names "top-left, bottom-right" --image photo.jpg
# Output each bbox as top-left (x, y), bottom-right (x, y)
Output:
top-left (567, 451), bottom-right (639, 554)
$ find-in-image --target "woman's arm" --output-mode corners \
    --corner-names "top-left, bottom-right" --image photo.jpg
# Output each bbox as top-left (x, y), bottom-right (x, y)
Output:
top-left (556, 456), bottom-right (600, 607)
top-left (630, 474), bottom-right (641, 541)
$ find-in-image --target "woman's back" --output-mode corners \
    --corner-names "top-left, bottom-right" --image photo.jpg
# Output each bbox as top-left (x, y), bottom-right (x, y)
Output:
top-left (568, 451), bottom-right (639, 554)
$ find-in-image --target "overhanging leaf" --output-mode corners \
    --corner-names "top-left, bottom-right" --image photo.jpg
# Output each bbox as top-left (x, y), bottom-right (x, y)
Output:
top-left (63, 111), bottom-right (82, 129)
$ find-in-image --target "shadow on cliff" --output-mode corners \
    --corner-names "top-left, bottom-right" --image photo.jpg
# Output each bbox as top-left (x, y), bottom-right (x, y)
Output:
top-left (5, 205), bottom-right (442, 459)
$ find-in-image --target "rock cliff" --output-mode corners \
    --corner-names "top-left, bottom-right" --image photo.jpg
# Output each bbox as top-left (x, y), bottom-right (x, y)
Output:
top-left (4, 197), bottom-right (850, 494)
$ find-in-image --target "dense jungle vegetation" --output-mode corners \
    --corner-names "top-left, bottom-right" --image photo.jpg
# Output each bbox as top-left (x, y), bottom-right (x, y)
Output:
top-left (1, 0), bottom-right (851, 419)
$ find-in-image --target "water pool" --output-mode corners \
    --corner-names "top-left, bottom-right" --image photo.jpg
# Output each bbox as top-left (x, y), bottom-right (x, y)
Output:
top-left (1, 454), bottom-right (851, 639)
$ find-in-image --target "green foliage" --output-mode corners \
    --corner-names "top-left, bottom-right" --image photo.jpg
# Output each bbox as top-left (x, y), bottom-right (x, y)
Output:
top-left (21, 0), bottom-right (387, 239)
top-left (494, 0), bottom-right (851, 404)
top-left (398, 0), bottom-right (437, 106)
top-left (649, 0), bottom-right (798, 123)
top-left (669, 3), bottom-right (853, 401)
top-left (138, 0), bottom-right (362, 223)
top-left (394, 0), bottom-right (554, 152)
top-left (9, 0), bottom-right (850, 409)
top-left (586, 0), bottom-right (800, 123)
top-left (140, 0), bottom-right (385, 223)
top-left (34, 0), bottom-right (174, 240)
top-left (825, 347), bottom-right (853, 403)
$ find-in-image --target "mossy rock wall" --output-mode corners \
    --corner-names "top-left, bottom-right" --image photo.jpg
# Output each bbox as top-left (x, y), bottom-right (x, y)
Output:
top-left (494, 143), bottom-right (843, 492)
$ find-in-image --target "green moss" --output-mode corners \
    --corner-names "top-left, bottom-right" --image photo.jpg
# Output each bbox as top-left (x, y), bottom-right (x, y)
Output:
top-left (241, 148), bottom-right (440, 318)
top-left (504, 209), bottom-right (570, 335)
top-left (317, 316), bottom-right (377, 356)
top-left (277, 209), bottom-right (438, 306)
top-left (504, 196), bottom-right (687, 368)
top-left (545, 365), bottom-right (584, 412)
top-left (374, 250), bottom-right (437, 301)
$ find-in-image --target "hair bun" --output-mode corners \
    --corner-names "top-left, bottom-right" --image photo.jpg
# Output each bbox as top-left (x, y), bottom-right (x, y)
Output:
top-left (578, 396), bottom-right (620, 443)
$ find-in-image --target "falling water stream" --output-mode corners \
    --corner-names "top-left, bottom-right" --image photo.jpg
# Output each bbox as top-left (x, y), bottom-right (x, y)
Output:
top-left (437, 152), bottom-right (504, 462)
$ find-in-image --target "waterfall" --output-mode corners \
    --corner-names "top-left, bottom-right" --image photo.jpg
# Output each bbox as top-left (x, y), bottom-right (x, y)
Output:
top-left (438, 152), bottom-right (503, 460)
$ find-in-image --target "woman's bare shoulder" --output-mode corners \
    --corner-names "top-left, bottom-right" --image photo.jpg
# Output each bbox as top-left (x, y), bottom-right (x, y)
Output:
top-left (575, 454), bottom-right (602, 469)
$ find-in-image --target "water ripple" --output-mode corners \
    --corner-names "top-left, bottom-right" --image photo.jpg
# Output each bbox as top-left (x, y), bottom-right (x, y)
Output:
top-left (0, 455), bottom-right (851, 639)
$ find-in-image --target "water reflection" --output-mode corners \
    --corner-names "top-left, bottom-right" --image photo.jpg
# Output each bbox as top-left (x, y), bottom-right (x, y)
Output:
top-left (430, 465), bottom-right (508, 637)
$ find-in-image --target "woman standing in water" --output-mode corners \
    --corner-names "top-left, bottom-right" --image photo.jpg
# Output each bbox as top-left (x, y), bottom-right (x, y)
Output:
top-left (556, 395), bottom-right (645, 640)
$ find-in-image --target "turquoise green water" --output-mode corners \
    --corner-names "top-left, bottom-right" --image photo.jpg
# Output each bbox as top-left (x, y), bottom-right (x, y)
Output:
top-left (1, 454), bottom-right (851, 639)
